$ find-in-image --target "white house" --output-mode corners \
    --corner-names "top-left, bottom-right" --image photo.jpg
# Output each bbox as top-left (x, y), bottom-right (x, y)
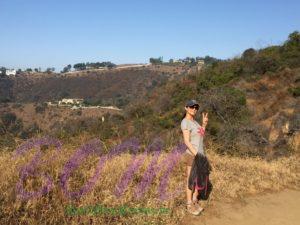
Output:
top-left (58, 98), bottom-right (84, 105)
top-left (6, 69), bottom-right (16, 76)
top-left (197, 60), bottom-right (205, 65)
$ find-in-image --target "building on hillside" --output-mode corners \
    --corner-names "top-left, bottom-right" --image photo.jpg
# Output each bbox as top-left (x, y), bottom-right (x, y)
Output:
top-left (196, 60), bottom-right (205, 71)
top-left (58, 98), bottom-right (84, 105)
top-left (6, 69), bottom-right (16, 76)
top-left (99, 105), bottom-right (122, 111)
top-left (45, 101), bottom-right (57, 106)
top-left (197, 60), bottom-right (205, 65)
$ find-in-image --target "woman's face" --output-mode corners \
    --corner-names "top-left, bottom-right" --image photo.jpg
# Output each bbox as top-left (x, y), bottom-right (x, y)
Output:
top-left (185, 105), bottom-right (199, 117)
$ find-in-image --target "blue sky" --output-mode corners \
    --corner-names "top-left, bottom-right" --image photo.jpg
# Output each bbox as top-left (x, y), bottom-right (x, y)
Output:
top-left (0, 0), bottom-right (299, 71)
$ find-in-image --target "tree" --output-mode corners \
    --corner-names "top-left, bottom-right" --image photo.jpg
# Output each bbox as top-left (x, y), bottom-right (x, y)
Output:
top-left (16, 69), bottom-right (22, 74)
top-left (281, 31), bottom-right (300, 67)
top-left (286, 31), bottom-right (300, 46)
top-left (73, 63), bottom-right (86, 71)
top-left (242, 48), bottom-right (256, 59)
top-left (34, 68), bottom-right (39, 72)
top-left (62, 64), bottom-right (72, 73)
top-left (203, 56), bottom-right (220, 65)
top-left (46, 67), bottom-right (55, 73)
top-left (106, 62), bottom-right (116, 69)
top-left (0, 67), bottom-right (6, 77)
top-left (149, 57), bottom-right (163, 64)
top-left (26, 68), bottom-right (32, 72)
top-left (190, 58), bottom-right (196, 65)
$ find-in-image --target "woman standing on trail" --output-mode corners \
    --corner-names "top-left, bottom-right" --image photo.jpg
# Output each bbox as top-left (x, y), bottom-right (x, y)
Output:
top-left (180, 99), bottom-right (208, 216)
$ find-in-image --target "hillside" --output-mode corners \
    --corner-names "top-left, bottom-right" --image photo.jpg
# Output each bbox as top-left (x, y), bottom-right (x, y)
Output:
top-left (0, 32), bottom-right (299, 225)
top-left (120, 31), bottom-right (300, 157)
top-left (0, 31), bottom-right (299, 157)
top-left (0, 64), bottom-right (194, 149)
top-left (231, 68), bottom-right (300, 157)
top-left (9, 67), bottom-right (170, 107)
top-left (0, 103), bottom-right (122, 131)
top-left (0, 76), bottom-right (14, 102)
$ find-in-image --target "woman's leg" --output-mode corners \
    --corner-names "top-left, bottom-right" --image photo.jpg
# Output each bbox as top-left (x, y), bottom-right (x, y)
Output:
top-left (186, 166), bottom-right (193, 203)
top-left (193, 189), bottom-right (198, 202)
top-left (185, 158), bottom-right (202, 215)
top-left (187, 166), bottom-right (198, 202)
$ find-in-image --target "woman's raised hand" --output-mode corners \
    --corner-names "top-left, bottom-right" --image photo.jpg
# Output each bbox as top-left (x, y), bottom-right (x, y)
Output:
top-left (202, 112), bottom-right (208, 127)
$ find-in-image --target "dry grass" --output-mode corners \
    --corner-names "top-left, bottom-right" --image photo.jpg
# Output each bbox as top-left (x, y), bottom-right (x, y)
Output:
top-left (0, 141), bottom-right (299, 225)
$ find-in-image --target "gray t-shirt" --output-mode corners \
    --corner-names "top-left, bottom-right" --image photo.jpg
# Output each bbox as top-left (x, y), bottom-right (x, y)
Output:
top-left (181, 118), bottom-right (205, 156)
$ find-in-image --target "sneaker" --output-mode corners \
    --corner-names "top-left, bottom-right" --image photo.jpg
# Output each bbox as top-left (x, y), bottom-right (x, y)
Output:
top-left (192, 201), bottom-right (204, 213)
top-left (186, 203), bottom-right (201, 216)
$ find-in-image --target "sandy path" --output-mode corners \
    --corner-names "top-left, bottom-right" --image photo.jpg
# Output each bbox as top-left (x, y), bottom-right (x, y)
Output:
top-left (180, 189), bottom-right (300, 225)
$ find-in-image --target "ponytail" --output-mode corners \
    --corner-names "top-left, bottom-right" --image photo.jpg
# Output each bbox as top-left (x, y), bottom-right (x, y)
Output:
top-left (181, 112), bottom-right (186, 120)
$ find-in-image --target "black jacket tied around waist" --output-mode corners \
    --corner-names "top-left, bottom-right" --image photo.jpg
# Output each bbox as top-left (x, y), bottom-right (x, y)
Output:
top-left (188, 153), bottom-right (213, 200)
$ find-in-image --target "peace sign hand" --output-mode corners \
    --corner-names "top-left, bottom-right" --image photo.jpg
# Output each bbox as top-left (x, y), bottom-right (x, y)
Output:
top-left (202, 112), bottom-right (208, 127)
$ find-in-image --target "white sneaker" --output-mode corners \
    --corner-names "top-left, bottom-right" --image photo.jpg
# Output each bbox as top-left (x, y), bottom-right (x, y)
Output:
top-left (186, 203), bottom-right (201, 216)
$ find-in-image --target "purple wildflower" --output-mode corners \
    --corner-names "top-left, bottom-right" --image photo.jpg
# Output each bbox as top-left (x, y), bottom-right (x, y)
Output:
top-left (60, 137), bottom-right (141, 200)
top-left (59, 139), bottom-right (103, 199)
top-left (114, 137), bottom-right (161, 198)
top-left (134, 138), bottom-right (163, 199)
top-left (158, 143), bottom-right (186, 201)
top-left (15, 136), bottom-right (62, 200)
top-left (14, 135), bottom-right (62, 159)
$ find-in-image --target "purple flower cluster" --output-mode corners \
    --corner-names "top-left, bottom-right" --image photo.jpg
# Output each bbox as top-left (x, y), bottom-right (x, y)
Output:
top-left (14, 136), bottom-right (62, 200)
top-left (113, 137), bottom-right (155, 198)
top-left (133, 138), bottom-right (163, 199)
top-left (14, 136), bottom-right (187, 202)
top-left (60, 137), bottom-right (141, 200)
top-left (59, 139), bottom-right (103, 199)
top-left (14, 135), bottom-right (62, 158)
top-left (157, 143), bottom-right (186, 201)
top-left (107, 137), bottom-right (140, 159)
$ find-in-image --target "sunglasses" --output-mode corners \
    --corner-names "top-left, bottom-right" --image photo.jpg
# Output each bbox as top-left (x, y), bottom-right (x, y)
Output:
top-left (188, 105), bottom-right (199, 110)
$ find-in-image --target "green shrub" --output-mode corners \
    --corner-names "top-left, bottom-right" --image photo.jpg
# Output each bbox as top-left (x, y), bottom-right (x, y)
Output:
top-left (158, 117), bottom-right (175, 129)
top-left (0, 97), bottom-right (11, 103)
top-left (1, 113), bottom-right (16, 127)
top-left (35, 103), bottom-right (47, 113)
top-left (12, 103), bottom-right (23, 109)
top-left (288, 87), bottom-right (300, 97)
top-left (170, 82), bottom-right (195, 106)
top-left (0, 134), bottom-right (16, 150)
top-left (280, 31), bottom-right (300, 68)
top-left (242, 48), bottom-right (257, 59)
top-left (253, 56), bottom-right (280, 74)
top-left (199, 86), bottom-right (248, 123)
top-left (0, 123), bottom-right (5, 135)
top-left (196, 64), bottom-right (240, 92)
top-left (26, 123), bottom-right (42, 135)
top-left (9, 118), bottom-right (23, 135)
top-left (127, 103), bottom-right (153, 119)
top-left (115, 97), bottom-right (130, 108)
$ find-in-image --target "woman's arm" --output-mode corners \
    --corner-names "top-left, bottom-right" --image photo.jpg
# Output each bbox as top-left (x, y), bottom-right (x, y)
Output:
top-left (182, 129), bottom-right (197, 156)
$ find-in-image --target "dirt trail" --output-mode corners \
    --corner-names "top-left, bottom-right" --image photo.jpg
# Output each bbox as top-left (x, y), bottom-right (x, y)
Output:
top-left (180, 190), bottom-right (300, 225)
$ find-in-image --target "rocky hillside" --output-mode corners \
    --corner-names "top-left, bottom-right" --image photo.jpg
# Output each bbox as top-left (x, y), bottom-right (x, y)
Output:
top-left (231, 68), bottom-right (300, 157)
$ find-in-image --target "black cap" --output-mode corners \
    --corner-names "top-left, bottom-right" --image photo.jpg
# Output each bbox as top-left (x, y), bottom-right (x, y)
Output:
top-left (185, 99), bottom-right (199, 107)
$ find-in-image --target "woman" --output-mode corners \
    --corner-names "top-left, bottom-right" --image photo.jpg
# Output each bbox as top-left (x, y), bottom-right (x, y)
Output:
top-left (180, 99), bottom-right (208, 216)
